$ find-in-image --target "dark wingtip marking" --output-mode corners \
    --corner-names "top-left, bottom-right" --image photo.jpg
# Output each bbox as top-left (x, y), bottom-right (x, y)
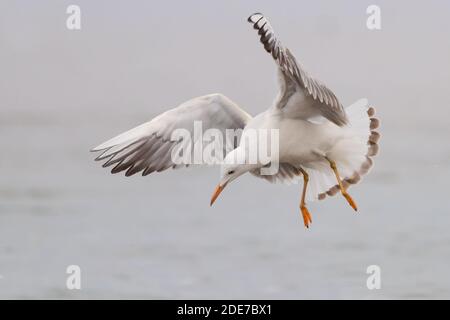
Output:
top-left (247, 13), bottom-right (263, 23)
top-left (370, 118), bottom-right (380, 130)
top-left (142, 167), bottom-right (154, 176)
top-left (367, 143), bottom-right (379, 157)
top-left (111, 166), bottom-right (123, 174)
top-left (360, 156), bottom-right (373, 175)
top-left (345, 173), bottom-right (361, 185)
top-left (125, 165), bottom-right (141, 177)
top-left (94, 148), bottom-right (114, 161)
top-left (326, 185), bottom-right (339, 196)
top-left (102, 159), bottom-right (115, 168)
top-left (369, 131), bottom-right (380, 144)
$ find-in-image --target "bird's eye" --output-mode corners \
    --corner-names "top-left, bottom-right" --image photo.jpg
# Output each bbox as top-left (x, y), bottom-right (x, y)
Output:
top-left (228, 170), bottom-right (235, 175)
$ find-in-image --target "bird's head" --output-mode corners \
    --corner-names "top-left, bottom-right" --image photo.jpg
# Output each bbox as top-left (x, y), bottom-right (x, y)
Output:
top-left (210, 147), bottom-right (260, 206)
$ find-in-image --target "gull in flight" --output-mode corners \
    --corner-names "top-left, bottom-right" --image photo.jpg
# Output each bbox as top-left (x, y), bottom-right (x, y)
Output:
top-left (91, 13), bottom-right (380, 228)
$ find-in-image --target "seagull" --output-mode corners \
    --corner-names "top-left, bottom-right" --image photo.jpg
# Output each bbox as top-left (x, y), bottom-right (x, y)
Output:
top-left (91, 13), bottom-right (380, 228)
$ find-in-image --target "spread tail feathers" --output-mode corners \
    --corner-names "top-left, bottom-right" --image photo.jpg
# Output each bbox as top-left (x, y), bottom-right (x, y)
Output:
top-left (309, 99), bottom-right (380, 202)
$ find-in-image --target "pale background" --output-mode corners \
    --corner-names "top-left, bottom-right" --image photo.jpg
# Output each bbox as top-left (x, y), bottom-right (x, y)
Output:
top-left (1, 0), bottom-right (449, 299)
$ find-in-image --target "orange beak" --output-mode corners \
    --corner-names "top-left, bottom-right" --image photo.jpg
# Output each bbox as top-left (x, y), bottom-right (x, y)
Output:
top-left (210, 184), bottom-right (224, 206)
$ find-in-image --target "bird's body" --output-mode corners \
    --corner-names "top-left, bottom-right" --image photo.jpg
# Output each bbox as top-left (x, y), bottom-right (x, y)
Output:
top-left (230, 95), bottom-right (376, 202)
top-left (91, 13), bottom-right (380, 227)
top-left (247, 105), bottom-right (335, 160)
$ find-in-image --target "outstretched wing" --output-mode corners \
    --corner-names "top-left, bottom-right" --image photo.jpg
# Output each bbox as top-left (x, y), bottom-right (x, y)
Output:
top-left (248, 13), bottom-right (348, 126)
top-left (91, 94), bottom-right (251, 176)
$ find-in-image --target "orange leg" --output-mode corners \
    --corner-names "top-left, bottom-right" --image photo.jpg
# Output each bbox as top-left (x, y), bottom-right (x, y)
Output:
top-left (326, 158), bottom-right (358, 211)
top-left (299, 168), bottom-right (312, 228)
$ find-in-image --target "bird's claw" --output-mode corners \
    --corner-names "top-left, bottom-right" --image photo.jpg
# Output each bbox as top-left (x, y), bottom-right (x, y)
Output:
top-left (300, 205), bottom-right (312, 228)
top-left (343, 192), bottom-right (358, 211)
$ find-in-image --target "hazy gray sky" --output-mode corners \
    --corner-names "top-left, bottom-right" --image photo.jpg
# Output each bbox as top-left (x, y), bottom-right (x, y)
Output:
top-left (1, 0), bottom-right (450, 299)
top-left (1, 0), bottom-right (450, 130)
